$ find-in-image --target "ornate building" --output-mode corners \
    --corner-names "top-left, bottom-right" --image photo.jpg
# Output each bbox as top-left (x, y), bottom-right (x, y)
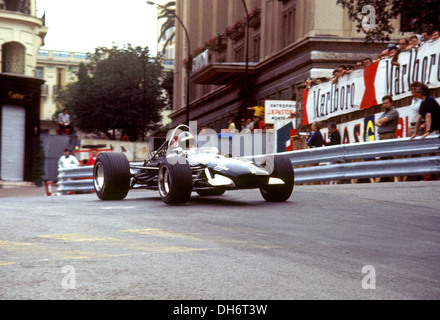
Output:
top-left (171, 0), bottom-right (402, 131)
top-left (0, 0), bottom-right (46, 181)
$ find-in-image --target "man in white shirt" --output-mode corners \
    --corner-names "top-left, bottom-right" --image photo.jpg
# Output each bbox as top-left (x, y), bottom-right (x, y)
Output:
top-left (58, 149), bottom-right (79, 169)
top-left (57, 108), bottom-right (74, 135)
top-left (408, 82), bottom-right (425, 137)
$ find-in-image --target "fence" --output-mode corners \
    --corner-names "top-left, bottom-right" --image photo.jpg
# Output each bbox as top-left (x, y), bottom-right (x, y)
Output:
top-left (56, 135), bottom-right (440, 194)
top-left (57, 166), bottom-right (94, 194)
top-left (266, 135), bottom-right (440, 184)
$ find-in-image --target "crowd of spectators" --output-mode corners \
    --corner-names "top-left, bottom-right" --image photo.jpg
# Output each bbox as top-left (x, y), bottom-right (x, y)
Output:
top-left (304, 30), bottom-right (440, 89)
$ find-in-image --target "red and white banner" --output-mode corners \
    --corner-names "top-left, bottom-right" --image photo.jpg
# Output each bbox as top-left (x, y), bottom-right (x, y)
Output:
top-left (303, 40), bottom-right (440, 125)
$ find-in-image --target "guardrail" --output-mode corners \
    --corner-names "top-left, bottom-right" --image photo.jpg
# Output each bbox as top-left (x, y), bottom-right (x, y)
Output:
top-left (262, 135), bottom-right (440, 184)
top-left (56, 135), bottom-right (440, 194)
top-left (57, 166), bottom-right (94, 194)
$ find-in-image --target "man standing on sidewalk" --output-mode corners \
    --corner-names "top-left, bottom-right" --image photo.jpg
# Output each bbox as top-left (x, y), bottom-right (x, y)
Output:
top-left (375, 95), bottom-right (399, 140)
top-left (410, 84), bottom-right (440, 141)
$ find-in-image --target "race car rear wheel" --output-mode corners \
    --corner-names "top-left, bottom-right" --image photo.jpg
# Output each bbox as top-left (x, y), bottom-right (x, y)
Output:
top-left (93, 152), bottom-right (130, 200)
top-left (260, 155), bottom-right (294, 202)
top-left (158, 158), bottom-right (193, 204)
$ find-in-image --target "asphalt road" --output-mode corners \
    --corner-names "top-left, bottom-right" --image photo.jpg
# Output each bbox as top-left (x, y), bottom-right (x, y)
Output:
top-left (0, 181), bottom-right (439, 300)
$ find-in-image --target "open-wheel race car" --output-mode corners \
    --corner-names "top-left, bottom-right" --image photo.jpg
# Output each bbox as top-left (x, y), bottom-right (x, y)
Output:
top-left (93, 125), bottom-right (294, 205)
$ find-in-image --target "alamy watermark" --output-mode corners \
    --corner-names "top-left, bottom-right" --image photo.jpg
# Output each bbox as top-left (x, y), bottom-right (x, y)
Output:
top-left (361, 5), bottom-right (376, 32)
top-left (361, 265), bottom-right (376, 290)
top-left (165, 121), bottom-right (276, 173)
top-left (61, 265), bottom-right (76, 290)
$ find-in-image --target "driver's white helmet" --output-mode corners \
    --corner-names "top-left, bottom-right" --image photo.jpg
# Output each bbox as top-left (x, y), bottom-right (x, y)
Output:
top-left (178, 131), bottom-right (195, 149)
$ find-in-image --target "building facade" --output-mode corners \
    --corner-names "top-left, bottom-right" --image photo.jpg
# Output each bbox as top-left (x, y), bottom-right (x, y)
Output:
top-left (0, 0), bottom-right (46, 182)
top-left (36, 49), bottom-right (89, 134)
top-left (171, 0), bottom-right (403, 131)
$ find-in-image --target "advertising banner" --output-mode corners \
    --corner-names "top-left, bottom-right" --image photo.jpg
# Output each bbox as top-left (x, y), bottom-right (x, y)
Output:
top-left (264, 100), bottom-right (296, 124)
top-left (303, 40), bottom-right (440, 125)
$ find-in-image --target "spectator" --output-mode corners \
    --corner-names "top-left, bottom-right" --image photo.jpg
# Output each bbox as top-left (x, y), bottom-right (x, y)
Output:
top-left (306, 121), bottom-right (324, 148)
top-left (429, 30), bottom-right (439, 42)
top-left (363, 57), bottom-right (373, 68)
top-left (325, 123), bottom-right (341, 146)
top-left (332, 68), bottom-right (342, 84)
top-left (392, 39), bottom-right (411, 66)
top-left (57, 108), bottom-right (74, 135)
top-left (86, 149), bottom-right (98, 166)
top-left (410, 84), bottom-right (440, 141)
top-left (305, 79), bottom-right (314, 88)
top-left (228, 117), bottom-right (236, 132)
top-left (380, 50), bottom-right (390, 59)
top-left (388, 46), bottom-right (398, 57)
top-left (253, 115), bottom-right (261, 131)
top-left (345, 66), bottom-right (354, 74)
top-left (240, 119), bottom-right (247, 130)
top-left (408, 35), bottom-right (420, 49)
top-left (421, 31), bottom-right (430, 43)
top-left (408, 82), bottom-right (424, 137)
top-left (248, 104), bottom-right (264, 118)
top-left (375, 95), bottom-right (399, 140)
top-left (398, 38), bottom-right (410, 50)
top-left (245, 118), bottom-right (254, 130)
top-left (355, 61), bottom-right (363, 70)
top-left (58, 149), bottom-right (79, 169)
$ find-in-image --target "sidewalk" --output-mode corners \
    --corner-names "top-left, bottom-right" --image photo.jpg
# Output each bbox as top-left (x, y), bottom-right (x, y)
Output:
top-left (0, 181), bottom-right (51, 198)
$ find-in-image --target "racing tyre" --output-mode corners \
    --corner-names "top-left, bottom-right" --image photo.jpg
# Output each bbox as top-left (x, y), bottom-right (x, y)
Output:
top-left (158, 158), bottom-right (193, 205)
top-left (196, 188), bottom-right (226, 196)
top-left (93, 152), bottom-right (130, 200)
top-left (260, 155), bottom-right (294, 202)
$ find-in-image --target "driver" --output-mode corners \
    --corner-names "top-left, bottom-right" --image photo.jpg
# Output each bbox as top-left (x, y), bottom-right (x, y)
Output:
top-left (178, 131), bottom-right (195, 150)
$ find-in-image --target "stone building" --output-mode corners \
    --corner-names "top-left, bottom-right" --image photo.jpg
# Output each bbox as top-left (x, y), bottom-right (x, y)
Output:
top-left (171, 0), bottom-right (404, 131)
top-left (36, 49), bottom-right (89, 134)
top-left (0, 0), bottom-right (46, 182)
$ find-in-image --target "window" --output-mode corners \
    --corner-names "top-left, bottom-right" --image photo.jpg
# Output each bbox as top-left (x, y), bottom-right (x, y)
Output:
top-left (252, 36), bottom-right (260, 62)
top-left (281, 6), bottom-right (296, 48)
top-left (0, 0), bottom-right (30, 14)
top-left (234, 46), bottom-right (244, 62)
top-left (35, 67), bottom-right (44, 79)
top-left (1, 42), bottom-right (25, 74)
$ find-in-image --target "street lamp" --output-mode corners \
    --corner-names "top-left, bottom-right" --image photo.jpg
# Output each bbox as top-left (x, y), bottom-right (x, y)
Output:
top-left (241, 0), bottom-right (250, 120)
top-left (147, 0), bottom-right (191, 125)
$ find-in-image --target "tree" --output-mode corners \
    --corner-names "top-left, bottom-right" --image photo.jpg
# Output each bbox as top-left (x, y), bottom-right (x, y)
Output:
top-left (161, 70), bottom-right (174, 110)
top-left (57, 45), bottom-right (165, 141)
top-left (337, 0), bottom-right (440, 42)
top-left (157, 1), bottom-right (176, 55)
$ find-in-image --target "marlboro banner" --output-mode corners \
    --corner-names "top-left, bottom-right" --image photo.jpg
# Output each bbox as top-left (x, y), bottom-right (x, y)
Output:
top-left (303, 40), bottom-right (440, 125)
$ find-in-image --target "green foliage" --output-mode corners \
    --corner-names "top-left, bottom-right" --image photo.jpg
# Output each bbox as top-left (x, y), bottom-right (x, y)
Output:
top-left (157, 1), bottom-right (176, 55)
top-left (57, 44), bottom-right (165, 141)
top-left (337, 0), bottom-right (440, 42)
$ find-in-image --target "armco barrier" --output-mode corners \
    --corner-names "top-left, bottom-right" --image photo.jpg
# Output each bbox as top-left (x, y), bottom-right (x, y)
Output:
top-left (57, 135), bottom-right (440, 194)
top-left (247, 135), bottom-right (440, 184)
top-left (57, 166), bottom-right (94, 194)
top-left (57, 162), bottom-right (144, 195)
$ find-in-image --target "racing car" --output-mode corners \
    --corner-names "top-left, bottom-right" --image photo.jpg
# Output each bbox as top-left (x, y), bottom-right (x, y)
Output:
top-left (93, 125), bottom-right (294, 205)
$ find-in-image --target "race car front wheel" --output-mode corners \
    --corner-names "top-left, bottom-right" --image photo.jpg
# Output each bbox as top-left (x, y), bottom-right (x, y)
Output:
top-left (260, 155), bottom-right (294, 202)
top-left (158, 158), bottom-right (193, 205)
top-left (93, 152), bottom-right (130, 200)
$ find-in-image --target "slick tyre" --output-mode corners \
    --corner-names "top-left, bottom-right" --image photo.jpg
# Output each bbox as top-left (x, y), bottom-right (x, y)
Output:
top-left (93, 152), bottom-right (130, 200)
top-left (260, 155), bottom-right (294, 202)
top-left (158, 158), bottom-right (193, 205)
